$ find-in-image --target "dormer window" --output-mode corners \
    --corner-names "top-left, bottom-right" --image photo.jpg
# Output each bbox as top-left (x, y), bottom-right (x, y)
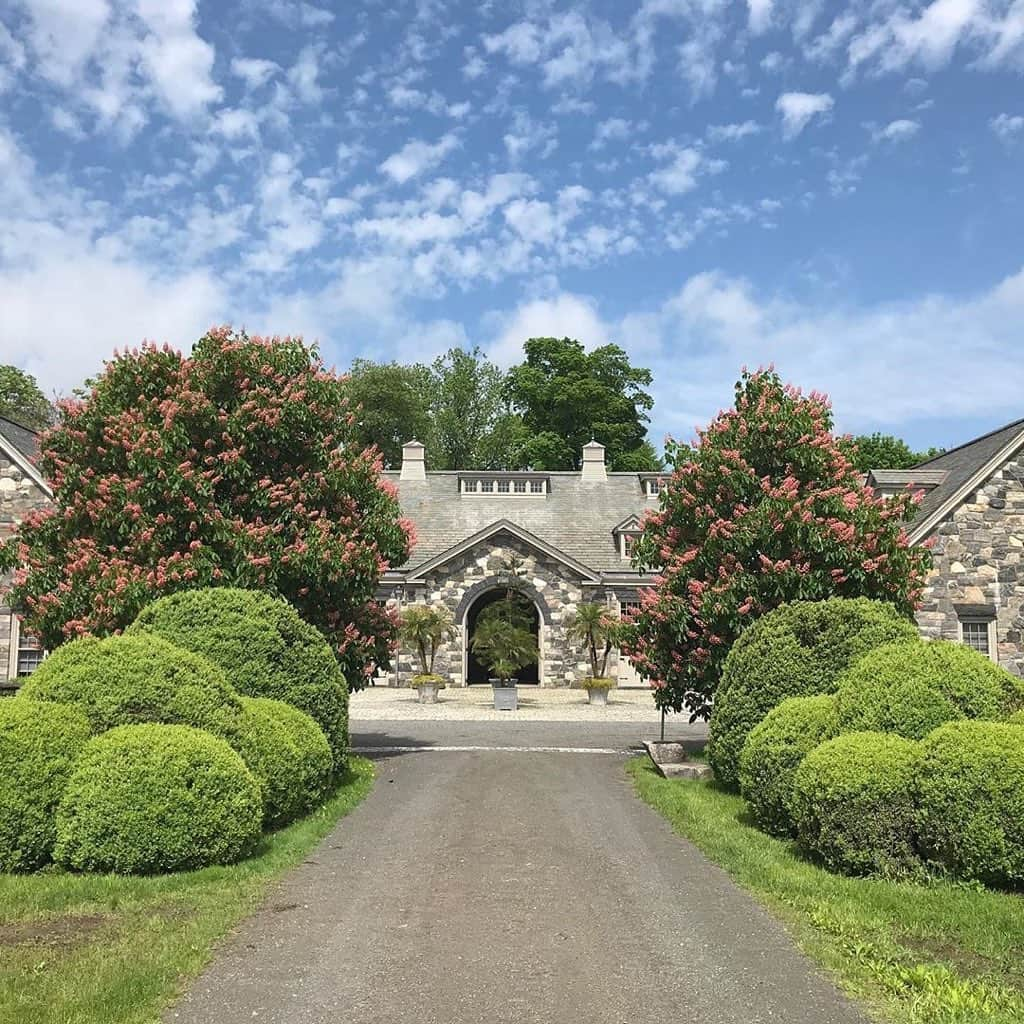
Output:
top-left (459, 474), bottom-right (549, 496)
top-left (621, 533), bottom-right (639, 559)
top-left (613, 515), bottom-right (643, 560)
top-left (639, 473), bottom-right (663, 498)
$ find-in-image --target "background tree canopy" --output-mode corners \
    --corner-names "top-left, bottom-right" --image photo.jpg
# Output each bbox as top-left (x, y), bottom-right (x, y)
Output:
top-left (0, 365), bottom-right (52, 430)
top-left (843, 433), bottom-right (945, 472)
top-left (338, 338), bottom-right (662, 471)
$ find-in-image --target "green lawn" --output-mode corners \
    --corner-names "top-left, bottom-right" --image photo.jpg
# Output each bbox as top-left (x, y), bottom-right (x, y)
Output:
top-left (0, 757), bottom-right (374, 1024)
top-left (629, 758), bottom-right (1024, 1024)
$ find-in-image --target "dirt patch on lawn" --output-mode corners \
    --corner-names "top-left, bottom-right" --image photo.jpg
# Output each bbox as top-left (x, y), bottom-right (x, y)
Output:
top-left (0, 913), bottom-right (109, 949)
top-left (900, 933), bottom-right (1024, 989)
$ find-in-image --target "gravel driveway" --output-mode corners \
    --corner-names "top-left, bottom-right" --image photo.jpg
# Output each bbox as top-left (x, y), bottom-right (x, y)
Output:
top-left (167, 723), bottom-right (865, 1024)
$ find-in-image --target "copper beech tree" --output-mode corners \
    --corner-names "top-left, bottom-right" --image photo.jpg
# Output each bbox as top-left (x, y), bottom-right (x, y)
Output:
top-left (621, 369), bottom-right (932, 719)
top-left (0, 328), bottom-right (413, 687)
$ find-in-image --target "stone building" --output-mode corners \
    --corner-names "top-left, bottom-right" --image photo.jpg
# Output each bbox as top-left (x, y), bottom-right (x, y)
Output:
top-left (3, 417), bottom-right (1024, 687)
top-left (868, 417), bottom-right (1024, 676)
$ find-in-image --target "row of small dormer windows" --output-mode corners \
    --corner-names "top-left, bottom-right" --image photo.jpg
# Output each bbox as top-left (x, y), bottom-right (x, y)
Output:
top-left (461, 478), bottom-right (547, 495)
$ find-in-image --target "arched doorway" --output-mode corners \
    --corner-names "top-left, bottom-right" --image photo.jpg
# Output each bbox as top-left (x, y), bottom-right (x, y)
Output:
top-left (464, 588), bottom-right (540, 684)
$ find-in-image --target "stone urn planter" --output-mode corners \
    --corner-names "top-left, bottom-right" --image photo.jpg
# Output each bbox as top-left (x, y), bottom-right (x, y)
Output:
top-left (582, 677), bottom-right (615, 706)
top-left (410, 674), bottom-right (446, 704)
top-left (491, 679), bottom-right (519, 711)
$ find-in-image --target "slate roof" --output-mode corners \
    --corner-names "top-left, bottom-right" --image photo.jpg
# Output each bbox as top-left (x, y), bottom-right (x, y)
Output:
top-left (384, 470), bottom-right (656, 578)
top-left (0, 416), bottom-right (41, 462)
top-left (905, 417), bottom-right (1024, 526)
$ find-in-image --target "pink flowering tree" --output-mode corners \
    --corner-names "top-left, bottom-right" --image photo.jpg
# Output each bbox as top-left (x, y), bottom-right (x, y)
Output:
top-left (0, 328), bottom-right (413, 687)
top-left (620, 369), bottom-right (931, 719)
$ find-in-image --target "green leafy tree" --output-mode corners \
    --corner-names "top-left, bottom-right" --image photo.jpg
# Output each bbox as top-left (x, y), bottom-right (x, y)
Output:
top-left (504, 337), bottom-right (659, 470)
top-left (565, 602), bottom-right (620, 681)
top-left (621, 369), bottom-right (931, 719)
top-left (428, 347), bottom-right (511, 469)
top-left (843, 433), bottom-right (944, 472)
top-left (0, 329), bottom-right (412, 686)
top-left (341, 359), bottom-right (433, 468)
top-left (0, 365), bottom-right (52, 430)
top-left (399, 604), bottom-right (456, 677)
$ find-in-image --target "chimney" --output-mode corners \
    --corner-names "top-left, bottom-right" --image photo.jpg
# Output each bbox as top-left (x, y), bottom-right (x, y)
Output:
top-left (581, 440), bottom-right (606, 482)
top-left (400, 440), bottom-right (426, 481)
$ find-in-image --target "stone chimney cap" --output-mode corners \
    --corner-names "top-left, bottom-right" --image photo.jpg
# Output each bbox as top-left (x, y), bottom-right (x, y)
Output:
top-left (403, 439), bottom-right (426, 450)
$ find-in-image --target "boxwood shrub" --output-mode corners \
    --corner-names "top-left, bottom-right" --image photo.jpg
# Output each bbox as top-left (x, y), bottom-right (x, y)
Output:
top-left (236, 697), bottom-right (332, 827)
top-left (20, 633), bottom-right (246, 740)
top-left (915, 721), bottom-right (1024, 887)
top-left (791, 732), bottom-right (922, 876)
top-left (834, 639), bottom-right (1024, 739)
top-left (129, 589), bottom-right (348, 765)
top-left (0, 699), bottom-right (91, 872)
top-left (739, 695), bottom-right (837, 837)
top-left (55, 724), bottom-right (263, 874)
top-left (707, 598), bottom-right (917, 789)
top-left (1009, 710), bottom-right (1024, 726)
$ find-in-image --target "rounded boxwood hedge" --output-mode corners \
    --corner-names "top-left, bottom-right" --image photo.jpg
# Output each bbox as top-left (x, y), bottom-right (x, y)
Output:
top-left (235, 697), bottom-right (332, 827)
top-left (55, 724), bottom-right (262, 874)
top-left (739, 695), bottom-right (837, 837)
top-left (128, 589), bottom-right (347, 766)
top-left (707, 598), bottom-right (917, 789)
top-left (1009, 710), bottom-right (1024, 726)
top-left (834, 639), bottom-right (1024, 740)
top-left (20, 633), bottom-right (246, 740)
top-left (791, 732), bottom-right (922, 876)
top-left (0, 699), bottom-right (91, 872)
top-left (915, 721), bottom-right (1024, 887)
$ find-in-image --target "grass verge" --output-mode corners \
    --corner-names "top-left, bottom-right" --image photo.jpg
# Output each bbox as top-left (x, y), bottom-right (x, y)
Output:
top-left (628, 757), bottom-right (1024, 1024)
top-left (0, 756), bottom-right (374, 1024)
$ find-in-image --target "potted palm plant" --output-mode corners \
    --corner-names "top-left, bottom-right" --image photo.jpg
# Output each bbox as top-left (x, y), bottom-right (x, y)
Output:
top-left (471, 556), bottom-right (537, 711)
top-left (399, 603), bottom-right (456, 703)
top-left (566, 602), bottom-right (619, 706)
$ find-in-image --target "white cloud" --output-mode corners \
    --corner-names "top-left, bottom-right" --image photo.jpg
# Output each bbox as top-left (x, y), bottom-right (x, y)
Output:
top-left (486, 292), bottom-right (611, 367)
top-left (379, 134), bottom-right (459, 184)
top-left (648, 144), bottom-right (725, 195)
top-left (589, 117), bottom-right (631, 150)
top-left (776, 91), bottom-right (834, 138)
top-left (707, 120), bottom-right (761, 142)
top-left (231, 56), bottom-right (279, 89)
top-left (990, 112), bottom-right (1024, 139)
top-left (873, 118), bottom-right (921, 142)
top-left (747, 0), bottom-right (773, 34)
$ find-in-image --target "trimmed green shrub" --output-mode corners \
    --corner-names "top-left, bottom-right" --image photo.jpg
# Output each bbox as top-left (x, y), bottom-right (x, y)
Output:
top-left (235, 697), bottom-right (332, 827)
top-left (55, 724), bottom-right (262, 874)
top-left (1009, 710), bottom-right (1024, 726)
top-left (0, 699), bottom-right (91, 872)
top-left (20, 633), bottom-right (246, 740)
top-left (791, 732), bottom-right (922, 876)
top-left (834, 639), bottom-right (1024, 740)
top-left (708, 598), bottom-right (917, 789)
top-left (739, 695), bottom-right (837, 836)
top-left (915, 721), bottom-right (1024, 887)
top-left (128, 589), bottom-right (348, 765)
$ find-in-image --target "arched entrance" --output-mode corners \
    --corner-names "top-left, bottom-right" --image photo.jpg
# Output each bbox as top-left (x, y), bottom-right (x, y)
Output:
top-left (464, 588), bottom-right (541, 684)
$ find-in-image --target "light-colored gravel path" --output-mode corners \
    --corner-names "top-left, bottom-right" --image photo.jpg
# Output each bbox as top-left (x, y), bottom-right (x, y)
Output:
top-left (350, 685), bottom-right (669, 722)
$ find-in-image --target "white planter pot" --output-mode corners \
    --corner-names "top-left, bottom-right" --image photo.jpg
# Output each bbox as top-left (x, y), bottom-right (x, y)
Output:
top-left (587, 688), bottom-right (609, 706)
top-left (418, 683), bottom-right (440, 704)
top-left (491, 680), bottom-right (518, 711)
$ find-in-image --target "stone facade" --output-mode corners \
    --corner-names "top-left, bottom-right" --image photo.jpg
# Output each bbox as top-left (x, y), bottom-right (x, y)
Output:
top-left (0, 449), bottom-right (51, 684)
top-left (915, 451), bottom-right (1024, 676)
top-left (383, 532), bottom-right (639, 687)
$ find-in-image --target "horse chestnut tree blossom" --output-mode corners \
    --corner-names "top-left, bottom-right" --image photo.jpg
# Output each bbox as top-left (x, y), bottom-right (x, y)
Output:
top-left (621, 369), bottom-right (931, 719)
top-left (0, 328), bottom-right (413, 687)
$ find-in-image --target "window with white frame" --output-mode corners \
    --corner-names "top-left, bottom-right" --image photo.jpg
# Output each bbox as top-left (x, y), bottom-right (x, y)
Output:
top-left (959, 618), bottom-right (995, 658)
top-left (620, 532), bottom-right (640, 559)
top-left (459, 475), bottom-right (548, 496)
top-left (16, 631), bottom-right (45, 676)
top-left (530, 479), bottom-right (545, 494)
top-left (514, 479), bottom-right (527, 493)
top-left (619, 599), bottom-right (641, 618)
top-left (497, 479), bottom-right (510, 493)
top-left (644, 479), bottom-right (661, 498)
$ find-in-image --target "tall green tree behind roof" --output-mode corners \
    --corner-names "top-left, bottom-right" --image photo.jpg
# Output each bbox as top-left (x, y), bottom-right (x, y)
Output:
top-left (0, 364), bottom-right (52, 431)
top-left (504, 337), bottom-right (659, 471)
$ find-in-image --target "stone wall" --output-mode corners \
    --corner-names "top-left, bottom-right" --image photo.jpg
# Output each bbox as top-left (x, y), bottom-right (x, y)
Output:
top-left (0, 450), bottom-right (50, 682)
top-left (915, 451), bottom-right (1024, 676)
top-left (392, 532), bottom-right (602, 687)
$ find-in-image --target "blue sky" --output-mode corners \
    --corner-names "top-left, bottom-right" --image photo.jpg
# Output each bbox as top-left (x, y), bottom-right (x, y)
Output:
top-left (1, 0), bottom-right (1023, 453)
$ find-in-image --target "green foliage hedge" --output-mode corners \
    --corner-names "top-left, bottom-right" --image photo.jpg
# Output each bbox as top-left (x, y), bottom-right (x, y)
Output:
top-left (20, 633), bottom-right (245, 739)
top-left (129, 588), bottom-right (348, 765)
top-left (915, 721), bottom-right (1024, 887)
top-left (834, 639), bottom-right (1024, 739)
top-left (235, 697), bottom-right (332, 827)
top-left (791, 732), bottom-right (921, 876)
top-left (55, 724), bottom-right (262, 874)
top-left (0, 699), bottom-right (91, 872)
top-left (739, 695), bottom-right (837, 837)
top-left (1008, 710), bottom-right (1024, 726)
top-left (708, 598), bottom-right (917, 789)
